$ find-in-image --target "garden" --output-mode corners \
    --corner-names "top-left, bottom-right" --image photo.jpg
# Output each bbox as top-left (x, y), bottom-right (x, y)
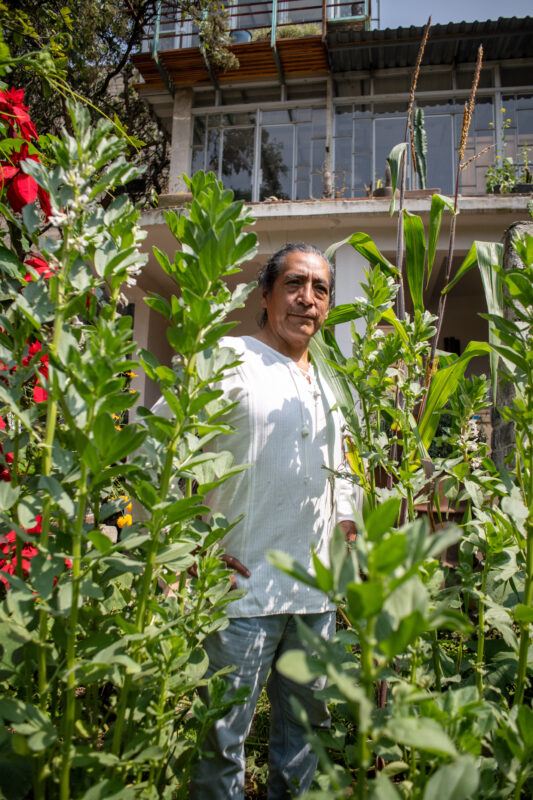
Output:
top-left (0, 13), bottom-right (532, 800)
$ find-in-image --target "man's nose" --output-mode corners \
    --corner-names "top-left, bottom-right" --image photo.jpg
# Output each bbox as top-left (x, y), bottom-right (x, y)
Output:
top-left (298, 281), bottom-right (314, 305)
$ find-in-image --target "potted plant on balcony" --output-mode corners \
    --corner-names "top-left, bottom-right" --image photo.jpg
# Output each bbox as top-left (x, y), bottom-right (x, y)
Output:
top-left (513, 145), bottom-right (533, 193)
top-left (405, 108), bottom-right (441, 197)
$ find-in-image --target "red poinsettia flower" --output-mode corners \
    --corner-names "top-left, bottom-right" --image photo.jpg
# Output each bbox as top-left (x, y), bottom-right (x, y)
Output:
top-left (23, 255), bottom-right (55, 282)
top-left (0, 144), bottom-right (51, 217)
top-left (0, 87), bottom-right (38, 141)
top-left (21, 340), bottom-right (49, 403)
top-left (0, 515), bottom-right (42, 588)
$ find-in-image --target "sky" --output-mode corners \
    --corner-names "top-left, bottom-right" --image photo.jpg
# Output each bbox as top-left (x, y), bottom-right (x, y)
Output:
top-left (378, 0), bottom-right (533, 29)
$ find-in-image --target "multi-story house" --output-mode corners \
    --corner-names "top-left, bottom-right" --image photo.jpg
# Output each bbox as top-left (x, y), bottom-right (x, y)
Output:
top-left (127, 1), bottom-right (533, 409)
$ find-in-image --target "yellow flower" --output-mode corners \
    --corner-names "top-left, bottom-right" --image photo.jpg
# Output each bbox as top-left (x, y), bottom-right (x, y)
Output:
top-left (125, 371), bottom-right (138, 378)
top-left (117, 514), bottom-right (133, 529)
top-left (119, 495), bottom-right (133, 513)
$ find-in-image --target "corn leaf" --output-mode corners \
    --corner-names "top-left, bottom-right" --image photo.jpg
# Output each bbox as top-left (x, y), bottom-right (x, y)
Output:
top-left (418, 341), bottom-right (491, 449)
top-left (309, 330), bottom-right (358, 433)
top-left (427, 194), bottom-right (455, 285)
top-left (326, 232), bottom-right (398, 277)
top-left (403, 210), bottom-right (426, 312)
top-left (387, 142), bottom-right (407, 216)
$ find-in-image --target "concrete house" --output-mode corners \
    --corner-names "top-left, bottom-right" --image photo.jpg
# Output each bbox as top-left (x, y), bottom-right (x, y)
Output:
top-left (127, 1), bottom-right (533, 409)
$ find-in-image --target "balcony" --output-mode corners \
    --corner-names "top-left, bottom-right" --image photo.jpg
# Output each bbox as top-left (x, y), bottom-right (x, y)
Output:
top-left (133, 1), bottom-right (372, 90)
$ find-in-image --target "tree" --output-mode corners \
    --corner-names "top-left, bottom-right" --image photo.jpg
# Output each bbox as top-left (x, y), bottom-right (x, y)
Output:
top-left (1, 1), bottom-right (235, 203)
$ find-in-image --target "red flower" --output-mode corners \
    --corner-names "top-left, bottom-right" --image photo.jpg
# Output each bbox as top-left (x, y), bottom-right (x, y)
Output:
top-left (0, 87), bottom-right (38, 141)
top-left (21, 341), bottom-right (49, 403)
top-left (0, 516), bottom-right (42, 588)
top-left (24, 255), bottom-right (55, 282)
top-left (0, 144), bottom-right (51, 218)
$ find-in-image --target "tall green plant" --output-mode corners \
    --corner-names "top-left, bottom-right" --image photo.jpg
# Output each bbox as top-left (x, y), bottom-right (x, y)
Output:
top-left (0, 100), bottom-right (257, 798)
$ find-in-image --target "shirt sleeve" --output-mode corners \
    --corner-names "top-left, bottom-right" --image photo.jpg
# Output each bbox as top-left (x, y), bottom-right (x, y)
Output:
top-left (336, 473), bottom-right (363, 522)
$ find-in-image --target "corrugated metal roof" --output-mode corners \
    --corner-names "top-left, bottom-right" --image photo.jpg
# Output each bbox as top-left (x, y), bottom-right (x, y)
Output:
top-left (326, 16), bottom-right (533, 72)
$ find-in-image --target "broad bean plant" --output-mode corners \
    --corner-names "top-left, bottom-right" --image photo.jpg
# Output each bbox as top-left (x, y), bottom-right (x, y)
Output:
top-left (270, 217), bottom-right (532, 797)
top-left (0, 98), bottom-right (257, 799)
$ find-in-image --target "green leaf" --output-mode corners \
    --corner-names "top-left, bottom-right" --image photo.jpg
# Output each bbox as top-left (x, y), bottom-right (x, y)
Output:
top-left (0, 245), bottom-right (23, 279)
top-left (403, 210), bottom-right (426, 311)
top-left (386, 716), bottom-right (458, 758)
top-left (513, 604), bottom-right (533, 624)
top-left (267, 550), bottom-right (318, 590)
top-left (517, 705), bottom-right (533, 749)
top-left (422, 756), bottom-right (479, 800)
top-left (86, 529), bottom-right (114, 555)
top-left (427, 194), bottom-right (455, 284)
top-left (346, 582), bottom-right (384, 619)
top-left (379, 610), bottom-right (427, 657)
top-left (418, 341), bottom-right (491, 449)
top-left (368, 773), bottom-right (402, 800)
top-left (326, 232), bottom-right (397, 277)
top-left (308, 331), bottom-right (359, 433)
top-left (369, 532), bottom-right (407, 574)
top-left (311, 550), bottom-right (333, 593)
top-left (387, 142), bottom-right (407, 215)
top-left (103, 427), bottom-right (146, 466)
top-left (276, 649), bottom-right (322, 684)
top-left (364, 498), bottom-right (401, 542)
top-left (0, 481), bottom-right (20, 511)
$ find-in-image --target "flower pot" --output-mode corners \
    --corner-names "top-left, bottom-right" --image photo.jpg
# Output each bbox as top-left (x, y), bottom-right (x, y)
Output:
top-left (372, 186), bottom-right (393, 198)
top-left (512, 183), bottom-right (533, 194)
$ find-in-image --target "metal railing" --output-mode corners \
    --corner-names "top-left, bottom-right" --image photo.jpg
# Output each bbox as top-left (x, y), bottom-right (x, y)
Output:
top-left (141, 0), bottom-right (371, 54)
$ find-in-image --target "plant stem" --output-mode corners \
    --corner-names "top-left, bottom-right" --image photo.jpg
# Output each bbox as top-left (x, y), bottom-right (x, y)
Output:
top-left (356, 621), bottom-right (375, 800)
top-left (431, 630), bottom-right (442, 691)
top-left (58, 462), bottom-right (89, 800)
top-left (514, 517), bottom-right (532, 706)
top-left (475, 552), bottom-right (489, 700)
top-left (111, 422), bottom-right (182, 756)
top-left (35, 272), bottom-right (65, 800)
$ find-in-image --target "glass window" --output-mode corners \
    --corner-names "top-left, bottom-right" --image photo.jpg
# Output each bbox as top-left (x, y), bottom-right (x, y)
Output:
top-left (221, 128), bottom-right (255, 201)
top-left (260, 125), bottom-right (293, 200)
top-left (374, 115), bottom-right (407, 186)
top-left (373, 74), bottom-right (411, 94)
top-left (417, 70), bottom-right (453, 92)
top-left (192, 116), bottom-right (206, 147)
top-left (500, 66), bottom-right (533, 88)
top-left (456, 67), bottom-right (492, 90)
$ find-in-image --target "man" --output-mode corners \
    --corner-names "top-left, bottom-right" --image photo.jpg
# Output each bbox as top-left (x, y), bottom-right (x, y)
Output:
top-left (189, 242), bottom-right (359, 799)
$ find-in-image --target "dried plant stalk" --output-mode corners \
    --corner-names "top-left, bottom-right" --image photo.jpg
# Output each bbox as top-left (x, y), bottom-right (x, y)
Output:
top-left (458, 45), bottom-right (484, 164)
top-left (395, 16), bottom-right (431, 321)
top-left (427, 44), bottom-right (484, 369)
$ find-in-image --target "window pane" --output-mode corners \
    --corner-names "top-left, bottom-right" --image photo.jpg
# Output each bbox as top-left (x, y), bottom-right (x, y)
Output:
top-left (374, 115), bottom-right (407, 186)
top-left (335, 106), bottom-right (353, 138)
top-left (424, 115), bottom-right (454, 193)
top-left (206, 127), bottom-right (220, 174)
top-left (191, 147), bottom-right (205, 174)
top-left (192, 116), bottom-right (206, 147)
top-left (334, 137), bottom-right (352, 196)
top-left (221, 128), bottom-right (255, 201)
top-left (260, 125), bottom-right (293, 200)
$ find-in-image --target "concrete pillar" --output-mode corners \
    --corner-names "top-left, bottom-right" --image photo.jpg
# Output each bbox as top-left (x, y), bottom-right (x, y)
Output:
top-left (168, 89), bottom-right (194, 194)
top-left (333, 245), bottom-right (368, 356)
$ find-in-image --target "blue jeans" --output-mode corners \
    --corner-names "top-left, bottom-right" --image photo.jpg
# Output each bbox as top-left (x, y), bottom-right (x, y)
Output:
top-left (190, 612), bottom-right (335, 799)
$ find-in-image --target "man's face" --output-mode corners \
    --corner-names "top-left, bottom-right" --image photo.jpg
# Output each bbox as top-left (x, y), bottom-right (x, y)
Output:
top-left (262, 251), bottom-right (331, 351)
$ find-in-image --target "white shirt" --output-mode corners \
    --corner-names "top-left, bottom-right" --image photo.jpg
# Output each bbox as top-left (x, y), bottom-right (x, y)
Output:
top-left (203, 336), bottom-right (360, 617)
